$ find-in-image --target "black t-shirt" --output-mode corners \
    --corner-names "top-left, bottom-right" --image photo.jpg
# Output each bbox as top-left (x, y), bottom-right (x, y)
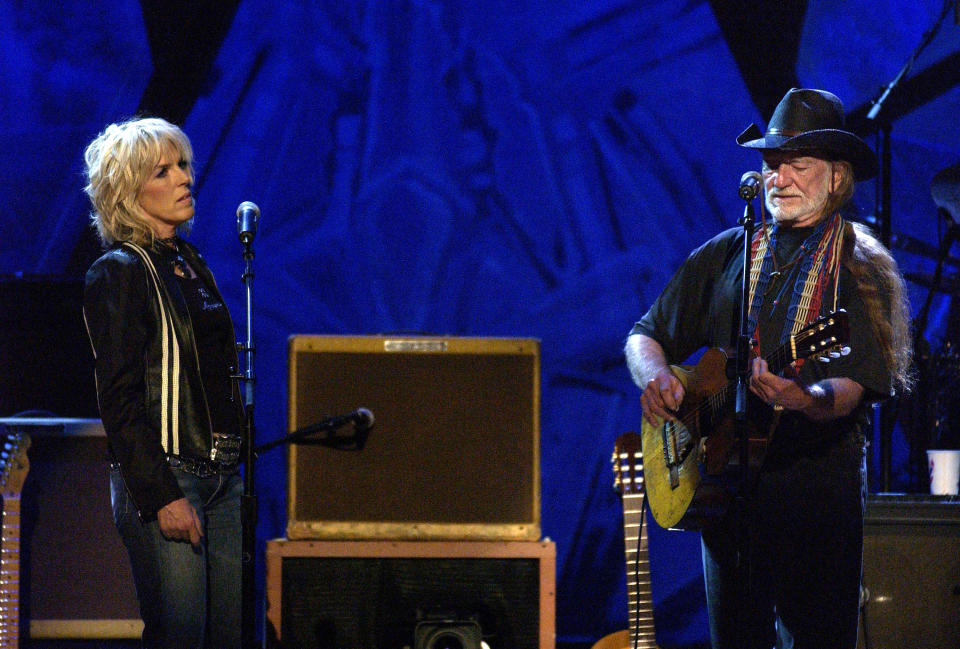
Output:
top-left (170, 257), bottom-right (240, 437)
top-left (632, 225), bottom-right (891, 456)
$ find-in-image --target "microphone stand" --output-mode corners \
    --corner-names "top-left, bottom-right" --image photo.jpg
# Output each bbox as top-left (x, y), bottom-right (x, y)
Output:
top-left (734, 189), bottom-right (757, 649)
top-left (254, 414), bottom-right (372, 454)
top-left (237, 236), bottom-right (258, 649)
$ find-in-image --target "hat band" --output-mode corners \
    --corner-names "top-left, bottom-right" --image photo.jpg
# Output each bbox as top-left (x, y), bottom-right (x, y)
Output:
top-left (766, 127), bottom-right (801, 137)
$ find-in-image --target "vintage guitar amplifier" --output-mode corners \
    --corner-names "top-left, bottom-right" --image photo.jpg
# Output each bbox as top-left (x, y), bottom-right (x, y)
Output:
top-left (264, 539), bottom-right (556, 649)
top-left (858, 494), bottom-right (960, 649)
top-left (286, 335), bottom-right (540, 540)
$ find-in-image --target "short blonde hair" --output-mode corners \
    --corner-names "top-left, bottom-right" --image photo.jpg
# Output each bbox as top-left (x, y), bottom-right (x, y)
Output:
top-left (84, 117), bottom-right (194, 246)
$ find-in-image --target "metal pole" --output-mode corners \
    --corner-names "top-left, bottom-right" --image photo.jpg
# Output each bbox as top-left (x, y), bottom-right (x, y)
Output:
top-left (239, 241), bottom-right (258, 649)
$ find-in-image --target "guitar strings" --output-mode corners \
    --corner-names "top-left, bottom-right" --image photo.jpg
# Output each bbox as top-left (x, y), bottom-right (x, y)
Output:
top-left (631, 492), bottom-right (648, 649)
top-left (666, 326), bottom-right (816, 435)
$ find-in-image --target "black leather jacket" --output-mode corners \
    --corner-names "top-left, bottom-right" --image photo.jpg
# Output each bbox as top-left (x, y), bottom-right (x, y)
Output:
top-left (84, 239), bottom-right (243, 519)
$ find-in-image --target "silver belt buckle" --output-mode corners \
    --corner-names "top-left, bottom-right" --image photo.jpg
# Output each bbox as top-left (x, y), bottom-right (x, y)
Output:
top-left (210, 434), bottom-right (241, 465)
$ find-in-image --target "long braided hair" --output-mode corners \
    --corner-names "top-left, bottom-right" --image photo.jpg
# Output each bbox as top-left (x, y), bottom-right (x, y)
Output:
top-left (810, 157), bottom-right (914, 395)
top-left (843, 220), bottom-right (915, 395)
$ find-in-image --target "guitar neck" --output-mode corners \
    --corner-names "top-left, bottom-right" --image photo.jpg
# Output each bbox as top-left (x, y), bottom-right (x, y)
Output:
top-left (766, 338), bottom-right (796, 376)
top-left (708, 337), bottom-right (797, 426)
top-left (0, 496), bottom-right (20, 649)
top-left (622, 492), bottom-right (657, 649)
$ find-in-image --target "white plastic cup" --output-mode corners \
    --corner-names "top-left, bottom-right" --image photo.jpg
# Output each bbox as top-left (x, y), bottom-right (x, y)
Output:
top-left (927, 449), bottom-right (960, 496)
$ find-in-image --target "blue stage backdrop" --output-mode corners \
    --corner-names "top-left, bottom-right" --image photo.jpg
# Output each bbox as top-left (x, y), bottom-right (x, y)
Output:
top-left (3, 1), bottom-right (959, 645)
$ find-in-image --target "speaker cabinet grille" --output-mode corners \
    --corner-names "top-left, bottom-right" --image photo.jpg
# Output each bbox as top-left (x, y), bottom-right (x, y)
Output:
top-left (265, 540), bottom-right (555, 649)
top-left (286, 336), bottom-right (540, 540)
top-left (859, 494), bottom-right (960, 649)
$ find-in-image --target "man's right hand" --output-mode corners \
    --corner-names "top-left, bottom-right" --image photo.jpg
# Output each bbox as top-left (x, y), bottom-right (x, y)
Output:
top-left (157, 497), bottom-right (203, 547)
top-left (640, 366), bottom-right (685, 427)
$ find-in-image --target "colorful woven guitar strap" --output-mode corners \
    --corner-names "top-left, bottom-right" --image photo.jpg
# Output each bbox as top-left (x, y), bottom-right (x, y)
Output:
top-left (747, 212), bottom-right (845, 367)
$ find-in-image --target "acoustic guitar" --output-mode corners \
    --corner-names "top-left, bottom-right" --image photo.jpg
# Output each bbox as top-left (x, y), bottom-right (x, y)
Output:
top-left (592, 432), bottom-right (660, 649)
top-left (640, 310), bottom-right (849, 530)
top-left (0, 432), bottom-right (30, 649)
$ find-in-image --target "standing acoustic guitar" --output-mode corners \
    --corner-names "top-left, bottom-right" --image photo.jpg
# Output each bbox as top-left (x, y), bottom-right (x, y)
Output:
top-left (640, 310), bottom-right (849, 530)
top-left (0, 432), bottom-right (30, 649)
top-left (593, 432), bottom-right (660, 649)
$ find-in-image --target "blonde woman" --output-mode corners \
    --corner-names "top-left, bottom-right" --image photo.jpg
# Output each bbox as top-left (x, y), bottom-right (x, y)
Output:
top-left (83, 117), bottom-right (243, 649)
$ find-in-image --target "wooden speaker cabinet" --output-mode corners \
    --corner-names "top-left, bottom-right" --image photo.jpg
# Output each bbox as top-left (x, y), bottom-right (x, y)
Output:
top-left (286, 336), bottom-right (540, 540)
top-left (858, 494), bottom-right (960, 649)
top-left (264, 539), bottom-right (555, 649)
top-left (0, 419), bottom-right (142, 641)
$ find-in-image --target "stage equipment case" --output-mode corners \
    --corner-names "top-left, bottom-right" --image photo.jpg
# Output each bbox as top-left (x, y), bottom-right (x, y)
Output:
top-left (264, 539), bottom-right (555, 649)
top-left (858, 494), bottom-right (960, 649)
top-left (286, 335), bottom-right (541, 540)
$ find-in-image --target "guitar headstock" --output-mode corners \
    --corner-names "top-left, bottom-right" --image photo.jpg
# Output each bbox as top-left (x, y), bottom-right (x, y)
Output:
top-left (793, 309), bottom-right (851, 363)
top-left (612, 432), bottom-right (644, 496)
top-left (1, 432), bottom-right (31, 499)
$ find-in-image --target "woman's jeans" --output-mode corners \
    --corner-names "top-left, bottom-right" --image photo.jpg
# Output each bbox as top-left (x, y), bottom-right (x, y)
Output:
top-left (110, 464), bottom-right (242, 649)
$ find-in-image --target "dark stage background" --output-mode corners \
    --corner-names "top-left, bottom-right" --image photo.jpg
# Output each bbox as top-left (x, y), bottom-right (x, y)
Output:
top-left (2, 1), bottom-right (960, 646)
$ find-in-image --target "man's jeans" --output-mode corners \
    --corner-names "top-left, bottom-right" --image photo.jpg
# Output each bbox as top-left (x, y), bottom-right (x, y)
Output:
top-left (110, 464), bottom-right (242, 649)
top-left (700, 433), bottom-right (866, 649)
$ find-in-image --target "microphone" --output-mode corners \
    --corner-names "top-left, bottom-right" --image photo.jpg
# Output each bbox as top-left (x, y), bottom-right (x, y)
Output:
top-left (348, 407), bottom-right (375, 432)
top-left (350, 407), bottom-right (375, 449)
top-left (738, 171), bottom-right (762, 201)
top-left (236, 201), bottom-right (260, 245)
top-left (325, 408), bottom-right (375, 432)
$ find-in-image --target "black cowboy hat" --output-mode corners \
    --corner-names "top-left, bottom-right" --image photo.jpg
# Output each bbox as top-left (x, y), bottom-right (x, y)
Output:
top-left (737, 88), bottom-right (878, 181)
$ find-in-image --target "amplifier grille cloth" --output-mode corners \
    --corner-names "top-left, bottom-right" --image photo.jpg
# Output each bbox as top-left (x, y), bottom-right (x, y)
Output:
top-left (279, 557), bottom-right (541, 649)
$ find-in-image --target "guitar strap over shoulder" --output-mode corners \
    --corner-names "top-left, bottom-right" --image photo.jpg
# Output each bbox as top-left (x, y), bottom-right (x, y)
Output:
top-left (747, 213), bottom-right (846, 368)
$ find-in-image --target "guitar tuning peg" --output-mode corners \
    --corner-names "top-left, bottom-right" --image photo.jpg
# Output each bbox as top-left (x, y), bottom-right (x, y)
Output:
top-left (817, 355), bottom-right (831, 363)
top-left (829, 350), bottom-right (841, 359)
top-left (841, 346), bottom-right (851, 356)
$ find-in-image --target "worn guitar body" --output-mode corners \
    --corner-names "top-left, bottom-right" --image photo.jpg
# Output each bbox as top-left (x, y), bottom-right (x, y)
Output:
top-left (591, 630), bottom-right (631, 649)
top-left (640, 348), bottom-right (744, 531)
top-left (640, 311), bottom-right (850, 531)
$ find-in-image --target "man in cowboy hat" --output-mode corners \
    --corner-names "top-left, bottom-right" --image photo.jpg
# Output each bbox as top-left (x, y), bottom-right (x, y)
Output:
top-left (625, 88), bottom-right (912, 648)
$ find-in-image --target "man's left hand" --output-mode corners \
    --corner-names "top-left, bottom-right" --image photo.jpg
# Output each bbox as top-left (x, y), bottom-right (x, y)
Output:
top-left (749, 358), bottom-right (865, 421)
top-left (749, 357), bottom-right (811, 411)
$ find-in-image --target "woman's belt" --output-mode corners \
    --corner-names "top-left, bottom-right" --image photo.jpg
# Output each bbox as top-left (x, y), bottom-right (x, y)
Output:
top-left (167, 453), bottom-right (239, 478)
top-left (167, 433), bottom-right (242, 477)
